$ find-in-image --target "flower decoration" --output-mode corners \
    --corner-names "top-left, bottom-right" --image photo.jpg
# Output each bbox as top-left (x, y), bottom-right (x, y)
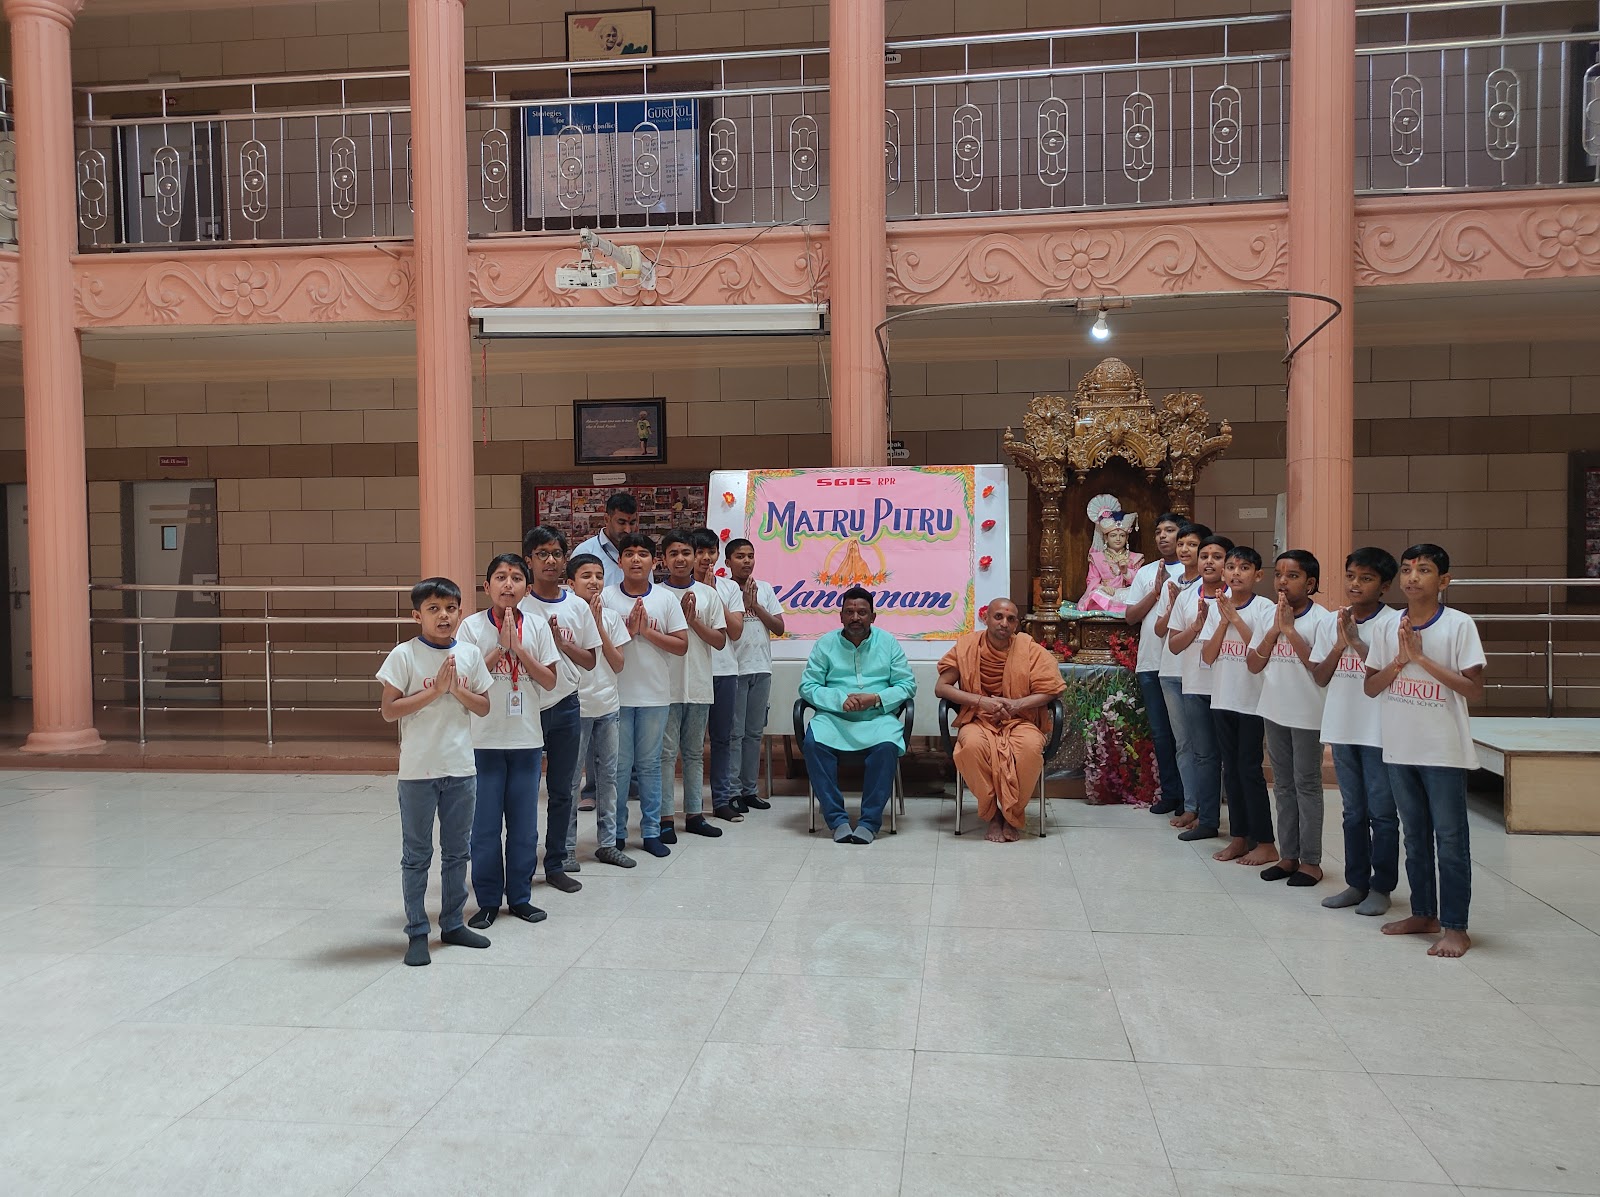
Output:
top-left (978, 604), bottom-right (989, 620)
top-left (1108, 630), bottom-right (1140, 672)
top-left (716, 567), bottom-right (727, 577)
top-left (719, 528), bottom-right (730, 541)
top-left (1048, 638), bottom-right (1076, 661)
top-left (981, 519), bottom-right (996, 532)
top-left (721, 491), bottom-right (736, 505)
top-left (978, 555), bottom-right (993, 570)
top-left (981, 485), bottom-right (995, 499)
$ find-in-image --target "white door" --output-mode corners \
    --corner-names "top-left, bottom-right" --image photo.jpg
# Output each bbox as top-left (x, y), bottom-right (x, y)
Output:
top-left (131, 481), bottom-right (220, 702)
top-left (5, 483), bottom-right (29, 698)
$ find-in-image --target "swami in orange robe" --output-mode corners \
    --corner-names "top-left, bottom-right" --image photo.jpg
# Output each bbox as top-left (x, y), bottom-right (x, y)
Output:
top-left (936, 611), bottom-right (1066, 834)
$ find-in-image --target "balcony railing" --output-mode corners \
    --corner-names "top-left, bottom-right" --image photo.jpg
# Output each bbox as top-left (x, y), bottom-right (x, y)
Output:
top-left (65, 0), bottom-right (1599, 252)
top-left (0, 77), bottom-right (14, 246)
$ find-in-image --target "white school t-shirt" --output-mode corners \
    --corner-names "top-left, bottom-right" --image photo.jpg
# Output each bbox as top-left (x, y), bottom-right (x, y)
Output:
top-left (1157, 575), bottom-right (1199, 680)
top-left (1128, 560), bottom-right (1183, 674)
top-left (1172, 585), bottom-right (1223, 696)
top-left (1251, 601), bottom-right (1335, 731)
top-left (376, 636), bottom-right (494, 780)
top-left (1315, 605), bottom-right (1400, 748)
top-left (457, 608), bottom-right (560, 750)
top-left (578, 607), bottom-right (631, 719)
top-left (1365, 605), bottom-right (1486, 770)
top-left (1209, 592), bottom-right (1274, 715)
top-left (732, 578), bottom-right (783, 675)
top-left (664, 579), bottom-right (723, 705)
top-left (518, 588), bottom-right (603, 711)
top-left (601, 583), bottom-right (690, 709)
top-left (708, 576), bottom-right (745, 679)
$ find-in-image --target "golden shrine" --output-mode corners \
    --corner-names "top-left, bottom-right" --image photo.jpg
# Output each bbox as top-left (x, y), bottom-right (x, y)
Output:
top-left (1003, 357), bottom-right (1233, 660)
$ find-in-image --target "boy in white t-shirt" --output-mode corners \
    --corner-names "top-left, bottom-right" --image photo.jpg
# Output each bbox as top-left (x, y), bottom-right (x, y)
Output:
top-left (1123, 512), bottom-right (1187, 816)
top-left (726, 538), bottom-right (785, 809)
top-left (1312, 547), bottom-right (1401, 917)
top-left (1364, 543), bottom-right (1486, 958)
top-left (565, 552), bottom-right (636, 870)
top-left (1165, 533), bottom-right (1232, 842)
top-left (601, 533), bottom-right (690, 857)
top-left (659, 530), bottom-right (728, 841)
top-left (1247, 550), bottom-right (1335, 889)
top-left (458, 554), bottom-right (561, 928)
top-left (377, 577), bottom-right (494, 967)
top-left (1153, 522), bottom-right (1206, 828)
top-left (1201, 545), bottom-right (1276, 865)
top-left (693, 527), bottom-right (749, 819)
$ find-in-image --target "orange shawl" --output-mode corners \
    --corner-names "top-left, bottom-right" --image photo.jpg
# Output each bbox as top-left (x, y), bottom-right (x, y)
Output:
top-left (937, 630), bottom-right (1065, 733)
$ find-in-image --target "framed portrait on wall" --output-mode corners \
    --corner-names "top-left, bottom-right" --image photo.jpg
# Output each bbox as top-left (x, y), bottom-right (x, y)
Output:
top-left (574, 398), bottom-right (667, 465)
top-left (566, 9), bottom-right (655, 63)
top-left (1569, 450), bottom-right (1600, 583)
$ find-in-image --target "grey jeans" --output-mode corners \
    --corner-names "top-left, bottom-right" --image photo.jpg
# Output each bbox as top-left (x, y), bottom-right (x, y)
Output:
top-left (1264, 720), bottom-right (1325, 865)
top-left (730, 670), bottom-right (773, 798)
top-left (396, 775), bottom-right (476, 939)
top-left (567, 710), bottom-right (620, 861)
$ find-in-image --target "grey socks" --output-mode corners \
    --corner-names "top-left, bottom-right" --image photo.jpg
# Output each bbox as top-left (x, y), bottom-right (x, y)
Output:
top-left (1322, 887), bottom-right (1367, 909)
top-left (1356, 891), bottom-right (1392, 916)
top-left (404, 935), bottom-right (431, 967)
top-left (442, 926), bottom-right (491, 948)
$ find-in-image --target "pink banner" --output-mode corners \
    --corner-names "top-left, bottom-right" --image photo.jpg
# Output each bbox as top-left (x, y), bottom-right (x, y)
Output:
top-left (744, 466), bottom-right (976, 640)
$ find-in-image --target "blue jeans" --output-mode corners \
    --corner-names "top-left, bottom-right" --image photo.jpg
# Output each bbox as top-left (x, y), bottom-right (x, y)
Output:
top-left (802, 727), bottom-right (898, 835)
top-left (616, 705), bottom-right (670, 844)
top-left (396, 775), bottom-right (475, 939)
top-left (1388, 763), bottom-right (1472, 931)
top-left (731, 671), bottom-right (774, 797)
top-left (537, 693), bottom-right (581, 873)
top-left (470, 747), bottom-right (543, 909)
top-left (1332, 743), bottom-right (1399, 895)
top-left (1178, 690), bottom-right (1221, 828)
top-left (1214, 708), bottom-right (1272, 844)
top-left (567, 710), bottom-right (620, 862)
top-left (708, 674), bottom-right (738, 805)
top-left (1160, 677), bottom-right (1195, 813)
top-left (662, 702), bottom-right (712, 818)
top-left (1139, 670), bottom-right (1184, 810)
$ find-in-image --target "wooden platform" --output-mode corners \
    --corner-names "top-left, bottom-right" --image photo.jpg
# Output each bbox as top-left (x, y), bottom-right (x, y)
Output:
top-left (1473, 717), bottom-right (1600, 835)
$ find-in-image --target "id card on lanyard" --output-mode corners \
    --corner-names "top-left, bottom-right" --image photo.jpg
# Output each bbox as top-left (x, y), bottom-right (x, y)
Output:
top-left (489, 606), bottom-right (524, 716)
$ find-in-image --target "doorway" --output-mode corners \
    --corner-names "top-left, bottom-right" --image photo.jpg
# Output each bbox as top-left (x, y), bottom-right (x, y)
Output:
top-left (4, 483), bottom-right (27, 699)
top-left (130, 480), bottom-right (221, 703)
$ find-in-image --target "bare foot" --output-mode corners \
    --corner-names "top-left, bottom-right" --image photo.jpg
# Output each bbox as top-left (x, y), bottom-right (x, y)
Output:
top-left (1001, 820), bottom-right (1022, 842)
top-left (1429, 930), bottom-right (1472, 957)
top-left (1382, 914), bottom-right (1442, 937)
top-left (1239, 843), bottom-right (1279, 867)
top-left (984, 816), bottom-right (1006, 843)
top-left (1213, 837), bottom-right (1250, 862)
top-left (1170, 812), bottom-right (1198, 829)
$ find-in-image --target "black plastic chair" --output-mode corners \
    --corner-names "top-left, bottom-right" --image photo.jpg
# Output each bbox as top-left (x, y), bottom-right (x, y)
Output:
top-left (794, 696), bottom-right (915, 835)
top-left (938, 696), bottom-right (1066, 838)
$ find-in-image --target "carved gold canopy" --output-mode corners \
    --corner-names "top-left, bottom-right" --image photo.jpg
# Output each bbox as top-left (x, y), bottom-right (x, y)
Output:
top-left (1001, 357), bottom-right (1234, 647)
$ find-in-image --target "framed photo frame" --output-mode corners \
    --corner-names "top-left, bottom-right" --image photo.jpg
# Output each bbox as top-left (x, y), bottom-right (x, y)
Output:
top-left (1569, 450), bottom-right (1600, 584)
top-left (574, 398), bottom-right (667, 466)
top-left (566, 8), bottom-right (656, 64)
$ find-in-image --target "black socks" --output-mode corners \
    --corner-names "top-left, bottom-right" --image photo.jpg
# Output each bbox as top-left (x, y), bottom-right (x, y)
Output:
top-left (641, 837), bottom-right (671, 857)
top-left (659, 821), bottom-right (678, 845)
top-left (442, 926), bottom-right (491, 948)
top-left (508, 903), bottom-right (548, 923)
top-left (545, 871), bottom-right (582, 894)
top-left (468, 907), bottom-right (497, 929)
top-left (685, 815), bottom-right (723, 838)
top-left (404, 935), bottom-right (431, 966)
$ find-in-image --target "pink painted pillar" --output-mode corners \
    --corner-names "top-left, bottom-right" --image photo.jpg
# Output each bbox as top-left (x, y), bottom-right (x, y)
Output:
top-left (408, 0), bottom-right (477, 600)
top-left (8, 0), bottom-right (103, 752)
top-left (828, 0), bottom-right (888, 467)
top-left (1287, 0), bottom-right (1356, 587)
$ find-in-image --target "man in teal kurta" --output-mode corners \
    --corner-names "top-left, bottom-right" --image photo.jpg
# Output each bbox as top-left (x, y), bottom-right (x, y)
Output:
top-left (800, 587), bottom-right (916, 845)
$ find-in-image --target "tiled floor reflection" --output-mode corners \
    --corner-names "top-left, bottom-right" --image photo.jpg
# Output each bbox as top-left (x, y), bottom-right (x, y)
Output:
top-left (1, 768), bottom-right (1598, 1195)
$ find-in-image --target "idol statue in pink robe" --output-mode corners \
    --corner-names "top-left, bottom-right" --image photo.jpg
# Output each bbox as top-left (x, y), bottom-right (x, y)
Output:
top-left (1077, 496), bottom-right (1142, 615)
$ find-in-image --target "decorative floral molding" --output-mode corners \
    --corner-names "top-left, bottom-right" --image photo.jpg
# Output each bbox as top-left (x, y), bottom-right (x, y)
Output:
top-left (468, 227), bottom-right (830, 310)
top-left (884, 205), bottom-right (1290, 304)
top-left (0, 251), bottom-right (18, 325)
top-left (73, 246), bottom-right (415, 328)
top-left (1354, 194), bottom-right (1600, 285)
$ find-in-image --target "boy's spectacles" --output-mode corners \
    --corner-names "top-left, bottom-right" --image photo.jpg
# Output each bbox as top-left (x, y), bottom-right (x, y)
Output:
top-left (529, 550), bottom-right (565, 562)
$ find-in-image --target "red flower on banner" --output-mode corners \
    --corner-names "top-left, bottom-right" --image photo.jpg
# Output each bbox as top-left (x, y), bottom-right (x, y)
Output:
top-left (982, 485), bottom-right (995, 499)
top-left (716, 567), bottom-right (727, 577)
top-left (978, 604), bottom-right (989, 620)
top-left (721, 491), bottom-right (735, 505)
top-left (719, 528), bottom-right (730, 541)
top-left (981, 519), bottom-right (996, 532)
top-left (978, 556), bottom-right (993, 570)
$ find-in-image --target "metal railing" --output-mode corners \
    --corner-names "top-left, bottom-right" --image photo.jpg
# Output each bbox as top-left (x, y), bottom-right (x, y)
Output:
top-left (466, 47), bottom-right (830, 235)
top-left (1448, 577), bottom-right (1600, 715)
top-left (74, 72), bottom-right (412, 250)
top-left (91, 582), bottom-right (410, 744)
top-left (0, 78), bottom-right (14, 246)
top-left (884, 15), bottom-right (1291, 217)
top-left (1356, 0), bottom-right (1600, 193)
top-left (63, 1), bottom-right (1600, 252)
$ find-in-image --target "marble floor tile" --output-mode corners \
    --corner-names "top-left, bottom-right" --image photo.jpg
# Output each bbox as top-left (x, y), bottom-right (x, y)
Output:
top-left (1116, 989), bottom-right (1363, 1071)
top-left (575, 915), bottom-right (770, 972)
top-left (900, 1155), bottom-right (1179, 1197)
top-left (136, 957), bottom-right (397, 1026)
top-left (625, 1141), bottom-right (903, 1197)
top-left (1266, 937), bottom-right (1508, 1001)
top-left (710, 972), bottom-right (922, 1049)
top-left (350, 1131), bottom-right (646, 1197)
top-left (928, 880), bottom-right (1092, 931)
top-left (924, 924), bottom-right (1108, 986)
top-left (509, 966), bottom-right (737, 1041)
top-left (1094, 931), bottom-right (1301, 994)
top-left (915, 977), bottom-right (1131, 1060)
top-left (745, 918), bottom-right (930, 979)
top-left (323, 959), bottom-right (558, 1034)
top-left (0, 1112), bottom-right (172, 1197)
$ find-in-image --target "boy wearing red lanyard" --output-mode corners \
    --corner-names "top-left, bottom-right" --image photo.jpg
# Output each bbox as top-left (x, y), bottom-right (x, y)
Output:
top-left (459, 554), bottom-right (561, 927)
